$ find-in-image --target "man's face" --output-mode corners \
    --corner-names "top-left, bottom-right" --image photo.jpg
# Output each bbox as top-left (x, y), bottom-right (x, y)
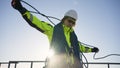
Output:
top-left (64, 17), bottom-right (76, 28)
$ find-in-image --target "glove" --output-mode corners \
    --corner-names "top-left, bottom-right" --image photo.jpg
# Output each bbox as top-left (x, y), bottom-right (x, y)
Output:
top-left (11, 0), bottom-right (23, 10)
top-left (11, 0), bottom-right (27, 14)
top-left (92, 47), bottom-right (99, 53)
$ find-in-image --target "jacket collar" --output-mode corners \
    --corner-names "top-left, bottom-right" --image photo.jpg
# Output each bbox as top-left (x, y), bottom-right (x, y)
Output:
top-left (62, 24), bottom-right (74, 32)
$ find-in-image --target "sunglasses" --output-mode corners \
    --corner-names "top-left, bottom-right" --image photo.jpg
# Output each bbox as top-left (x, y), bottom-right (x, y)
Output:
top-left (67, 19), bottom-right (76, 25)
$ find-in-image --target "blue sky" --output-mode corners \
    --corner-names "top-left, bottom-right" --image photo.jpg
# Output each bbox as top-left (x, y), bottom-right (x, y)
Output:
top-left (0, 0), bottom-right (120, 67)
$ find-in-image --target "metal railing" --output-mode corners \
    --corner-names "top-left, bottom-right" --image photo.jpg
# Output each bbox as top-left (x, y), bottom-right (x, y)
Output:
top-left (0, 61), bottom-right (120, 68)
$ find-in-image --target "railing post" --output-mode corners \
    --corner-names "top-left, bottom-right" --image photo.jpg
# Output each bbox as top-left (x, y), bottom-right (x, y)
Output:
top-left (30, 61), bottom-right (33, 68)
top-left (14, 62), bottom-right (17, 68)
top-left (8, 62), bottom-right (11, 68)
top-left (108, 64), bottom-right (110, 68)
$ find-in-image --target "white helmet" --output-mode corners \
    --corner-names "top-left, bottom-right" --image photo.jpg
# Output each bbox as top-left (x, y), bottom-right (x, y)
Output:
top-left (64, 10), bottom-right (78, 20)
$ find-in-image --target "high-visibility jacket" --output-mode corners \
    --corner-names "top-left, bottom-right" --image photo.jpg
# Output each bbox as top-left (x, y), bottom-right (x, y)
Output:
top-left (22, 11), bottom-right (92, 53)
top-left (20, 10), bottom-right (93, 67)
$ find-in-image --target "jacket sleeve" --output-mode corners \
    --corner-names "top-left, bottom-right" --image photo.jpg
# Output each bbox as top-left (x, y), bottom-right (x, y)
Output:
top-left (19, 8), bottom-right (53, 34)
top-left (78, 41), bottom-right (92, 53)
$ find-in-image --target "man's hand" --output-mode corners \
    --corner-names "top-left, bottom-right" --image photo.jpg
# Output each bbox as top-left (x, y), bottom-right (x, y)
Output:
top-left (92, 47), bottom-right (99, 53)
top-left (11, 0), bottom-right (23, 10)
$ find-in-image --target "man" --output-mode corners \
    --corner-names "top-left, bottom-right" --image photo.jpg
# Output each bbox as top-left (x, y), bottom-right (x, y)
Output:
top-left (11, 0), bottom-right (99, 68)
